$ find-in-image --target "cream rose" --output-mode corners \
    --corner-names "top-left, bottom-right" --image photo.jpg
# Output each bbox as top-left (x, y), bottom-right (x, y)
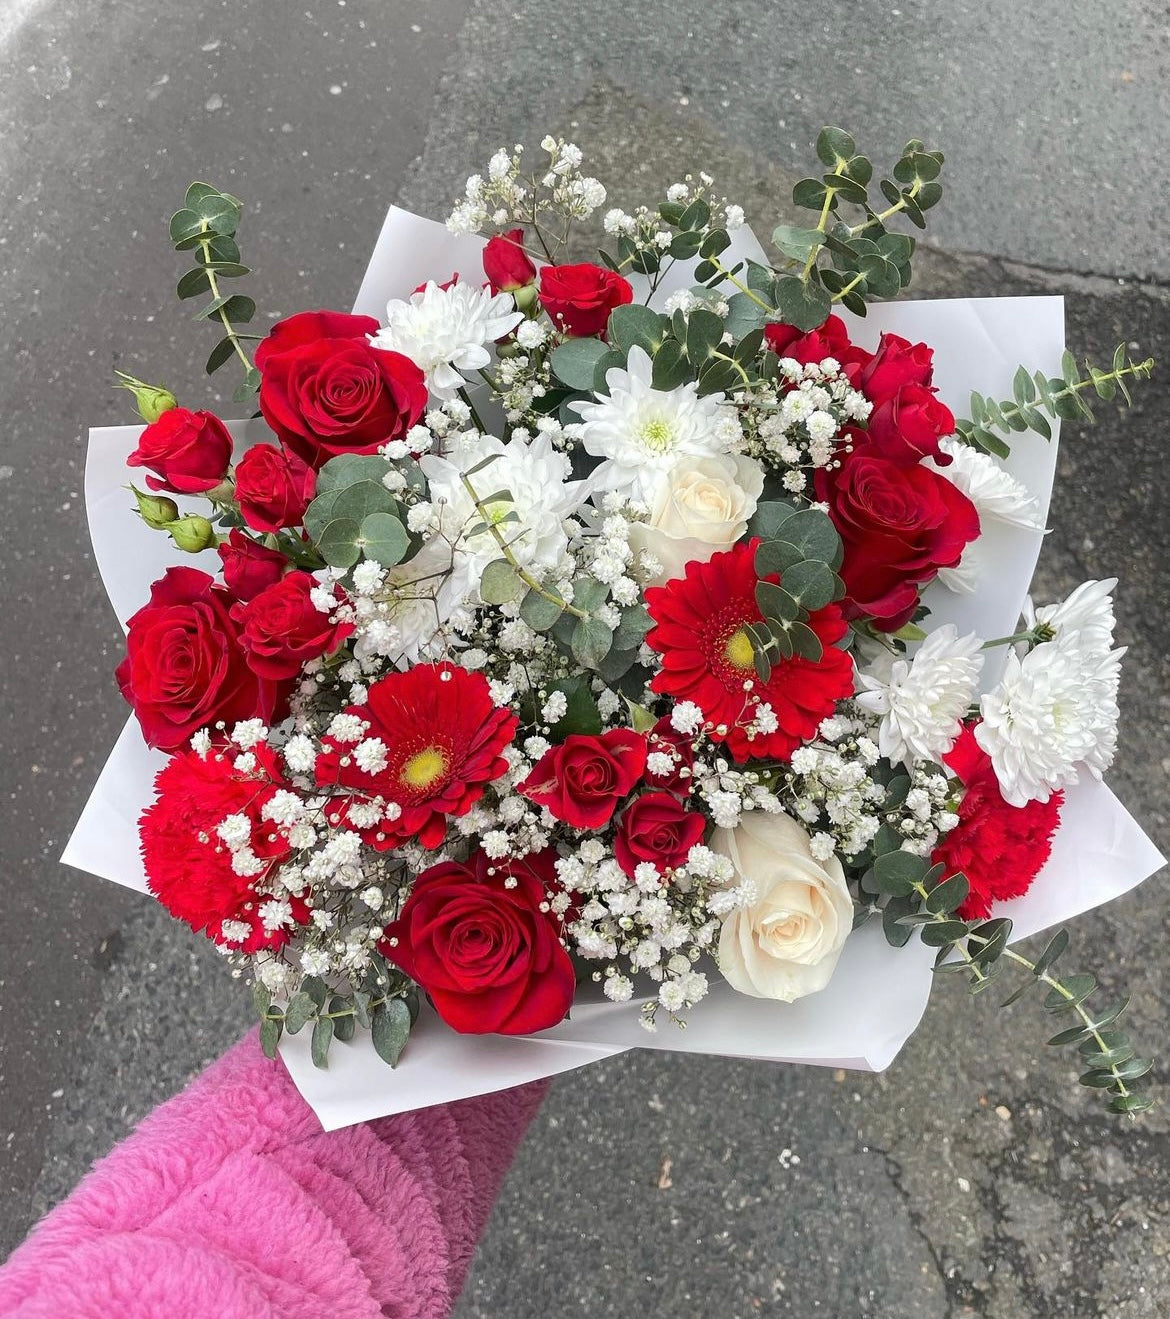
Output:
top-left (710, 810), bottom-right (852, 1002)
top-left (629, 453), bottom-right (764, 584)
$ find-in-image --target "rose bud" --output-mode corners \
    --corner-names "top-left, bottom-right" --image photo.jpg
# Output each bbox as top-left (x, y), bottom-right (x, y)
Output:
top-left (115, 371), bottom-right (178, 423)
top-left (129, 484), bottom-right (180, 531)
top-left (217, 528), bottom-right (287, 602)
top-left (234, 443), bottom-right (316, 533)
top-left (167, 514), bottom-right (217, 554)
top-left (538, 263), bottom-right (634, 338)
top-left (482, 229), bottom-right (537, 293)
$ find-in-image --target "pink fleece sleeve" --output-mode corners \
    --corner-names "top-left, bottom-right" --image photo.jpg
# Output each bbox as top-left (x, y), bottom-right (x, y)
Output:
top-left (0, 1030), bottom-right (547, 1319)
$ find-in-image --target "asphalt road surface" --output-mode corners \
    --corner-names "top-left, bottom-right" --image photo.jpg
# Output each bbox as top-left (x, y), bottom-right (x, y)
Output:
top-left (2, 2), bottom-right (1168, 1315)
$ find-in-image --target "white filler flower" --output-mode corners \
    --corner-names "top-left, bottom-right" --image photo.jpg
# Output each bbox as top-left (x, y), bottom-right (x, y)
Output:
top-left (570, 345), bottom-right (737, 502)
top-left (855, 624), bottom-right (984, 768)
top-left (372, 280), bottom-right (523, 398)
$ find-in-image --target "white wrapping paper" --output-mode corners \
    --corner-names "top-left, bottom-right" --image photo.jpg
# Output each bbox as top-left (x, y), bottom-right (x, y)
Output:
top-left (64, 208), bottom-right (1164, 1128)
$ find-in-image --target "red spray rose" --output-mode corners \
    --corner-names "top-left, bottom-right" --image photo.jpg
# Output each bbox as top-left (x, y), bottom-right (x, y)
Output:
top-left (933, 723), bottom-right (1064, 920)
top-left (379, 848), bottom-right (575, 1035)
top-left (865, 383), bottom-right (955, 467)
top-left (518, 728), bottom-right (648, 830)
top-left (814, 450), bottom-right (980, 632)
top-left (764, 315), bottom-right (873, 383)
top-left (126, 407), bottom-right (233, 495)
top-left (644, 715), bottom-right (696, 798)
top-left (255, 309), bottom-right (427, 469)
top-left (233, 443), bottom-right (316, 533)
top-left (482, 229), bottom-right (537, 292)
top-left (615, 792), bottom-right (707, 877)
top-left (217, 529), bottom-right (286, 602)
top-left (116, 566), bottom-right (282, 751)
top-left (234, 572), bottom-right (353, 681)
top-left (858, 332), bottom-right (935, 403)
top-left (538, 263), bottom-right (633, 337)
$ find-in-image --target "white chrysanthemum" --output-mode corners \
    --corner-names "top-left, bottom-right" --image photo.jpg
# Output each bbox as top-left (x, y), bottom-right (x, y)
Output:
top-left (570, 346), bottom-right (737, 502)
top-left (421, 431), bottom-right (588, 601)
top-left (855, 625), bottom-right (984, 768)
top-left (929, 438), bottom-right (1045, 531)
top-left (372, 281), bottom-right (523, 398)
top-left (976, 638), bottom-right (1124, 806)
top-left (1024, 578), bottom-right (1118, 658)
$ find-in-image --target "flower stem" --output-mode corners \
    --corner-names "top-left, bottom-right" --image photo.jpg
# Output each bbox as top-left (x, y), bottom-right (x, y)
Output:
top-left (197, 222), bottom-right (254, 374)
top-left (705, 255), bottom-right (772, 310)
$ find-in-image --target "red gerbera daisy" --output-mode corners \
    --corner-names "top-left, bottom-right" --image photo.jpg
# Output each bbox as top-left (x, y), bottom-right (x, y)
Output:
top-left (140, 745), bottom-right (303, 951)
top-left (645, 541), bottom-right (854, 763)
top-left (933, 722), bottom-right (1063, 921)
top-left (315, 662), bottom-right (518, 850)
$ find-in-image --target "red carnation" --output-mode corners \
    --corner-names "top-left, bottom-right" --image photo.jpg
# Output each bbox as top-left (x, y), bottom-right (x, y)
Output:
top-left (379, 847), bottom-right (574, 1035)
top-left (217, 529), bottom-right (287, 603)
top-left (117, 566), bottom-right (284, 752)
top-left (482, 229), bottom-right (537, 293)
top-left (645, 541), bottom-right (854, 763)
top-left (140, 746), bottom-right (305, 951)
top-left (126, 407), bottom-right (233, 495)
top-left (764, 314), bottom-right (873, 383)
top-left (234, 572), bottom-right (354, 681)
top-left (255, 309), bottom-right (428, 469)
top-left (539, 263), bottom-right (633, 338)
top-left (315, 663), bottom-right (517, 850)
top-left (517, 728), bottom-right (647, 830)
top-left (814, 448), bottom-right (980, 632)
top-left (615, 792), bottom-right (707, 877)
top-left (234, 443), bottom-right (316, 533)
top-left (932, 723), bottom-right (1063, 920)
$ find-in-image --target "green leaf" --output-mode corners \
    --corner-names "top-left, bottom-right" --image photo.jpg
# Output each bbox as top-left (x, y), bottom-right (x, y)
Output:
top-left (747, 501), bottom-right (798, 541)
top-left (330, 996), bottom-right (356, 1042)
top-left (177, 267), bottom-right (212, 300)
top-left (1108, 1093), bottom-right (1155, 1115)
top-left (679, 197), bottom-right (711, 231)
top-left (260, 1013), bottom-right (282, 1059)
top-left (782, 560), bottom-right (838, 610)
top-left (788, 621), bottom-right (824, 662)
top-left (169, 208), bottom-right (204, 245)
top-left (194, 190), bottom-right (241, 235)
top-left (920, 919), bottom-right (968, 948)
top-left (686, 308), bottom-right (724, 364)
top-left (330, 479), bottom-right (397, 524)
top-left (1031, 929), bottom-right (1069, 978)
top-left (549, 337), bottom-right (610, 391)
top-left (756, 580), bottom-right (799, 623)
top-left (315, 453), bottom-right (391, 494)
top-left (1044, 974), bottom-right (1097, 1013)
top-left (774, 275), bottom-right (832, 333)
top-left (593, 349), bottom-right (627, 395)
top-left (872, 850), bottom-right (926, 896)
top-left (220, 294), bottom-right (255, 324)
top-left (480, 558), bottom-right (526, 605)
top-left (777, 507), bottom-right (841, 565)
top-left (724, 291), bottom-right (770, 340)
top-left (519, 588), bottom-right (564, 632)
top-left (669, 229), bottom-right (704, 260)
top-left (608, 304), bottom-right (665, 355)
top-left (651, 338), bottom-right (690, 391)
top-left (300, 975), bottom-right (328, 1008)
top-left (571, 616), bottom-right (614, 669)
top-left (545, 677), bottom-right (602, 740)
top-left (284, 991), bottom-right (317, 1035)
top-left (772, 224), bottom-right (826, 262)
top-left (699, 228), bottom-right (731, 260)
top-left (926, 873), bottom-right (969, 915)
top-left (317, 517), bottom-right (362, 570)
top-left (352, 991), bottom-right (373, 1030)
top-left (613, 603), bottom-right (652, 651)
top-left (882, 894), bottom-right (915, 948)
top-left (372, 998), bottom-right (412, 1067)
top-left (311, 1015), bottom-right (334, 1069)
top-left (359, 511), bottom-right (409, 567)
top-left (251, 981), bottom-right (272, 1015)
top-left (816, 126), bottom-right (857, 167)
top-left (206, 336), bottom-right (237, 374)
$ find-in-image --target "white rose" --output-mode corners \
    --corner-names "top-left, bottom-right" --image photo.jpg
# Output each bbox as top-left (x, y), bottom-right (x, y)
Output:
top-left (710, 810), bottom-right (852, 1002)
top-left (629, 454), bottom-right (764, 584)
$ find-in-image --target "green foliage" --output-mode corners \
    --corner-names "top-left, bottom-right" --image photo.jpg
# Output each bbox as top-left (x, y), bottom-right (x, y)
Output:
top-left (170, 181), bottom-right (259, 397)
top-left (955, 345), bottom-right (1156, 457)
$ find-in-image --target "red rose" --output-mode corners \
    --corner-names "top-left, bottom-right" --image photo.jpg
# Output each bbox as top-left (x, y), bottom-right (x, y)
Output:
top-left (234, 571), bottom-right (354, 680)
top-left (482, 229), bottom-right (537, 292)
top-left (413, 273), bottom-right (460, 294)
top-left (255, 309), bottom-right (428, 469)
top-left (615, 792), bottom-right (707, 877)
top-left (126, 407), bottom-right (233, 495)
top-left (218, 529), bottom-right (287, 602)
top-left (933, 723), bottom-right (1063, 920)
top-left (518, 728), bottom-right (647, 829)
top-left (815, 449), bottom-right (980, 631)
top-left (644, 716), bottom-right (695, 798)
top-left (233, 443), bottom-right (316, 533)
top-left (858, 332), bottom-right (935, 404)
top-left (539, 263), bottom-right (633, 338)
top-left (866, 384), bottom-right (955, 467)
top-left (116, 566), bottom-right (282, 751)
top-left (379, 848), bottom-right (575, 1035)
top-left (764, 314), bottom-right (873, 383)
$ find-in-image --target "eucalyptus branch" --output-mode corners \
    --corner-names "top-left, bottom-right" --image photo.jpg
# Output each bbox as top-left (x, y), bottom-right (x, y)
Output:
top-left (196, 223), bottom-right (254, 374)
top-left (801, 186), bottom-right (837, 282)
top-left (705, 253), bottom-right (773, 309)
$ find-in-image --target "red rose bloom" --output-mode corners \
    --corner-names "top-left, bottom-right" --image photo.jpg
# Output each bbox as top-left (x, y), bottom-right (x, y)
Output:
top-left (126, 407), bottom-right (233, 495)
top-left (233, 443), bottom-right (316, 533)
top-left (234, 572), bottom-right (354, 681)
top-left (315, 663), bottom-right (518, 850)
top-left (517, 729), bottom-right (647, 830)
top-left (140, 745), bottom-right (306, 951)
top-left (482, 229), bottom-right (537, 292)
top-left (645, 541), bottom-right (854, 763)
top-left (644, 715), bottom-right (695, 798)
top-left (933, 723), bottom-right (1064, 920)
top-left (764, 314), bottom-right (873, 383)
top-left (217, 529), bottom-right (287, 603)
top-left (379, 848), bottom-right (574, 1035)
top-left (117, 567), bottom-right (282, 751)
top-left (538, 263), bottom-right (633, 337)
top-left (615, 792), bottom-right (707, 877)
top-left (858, 331), bottom-right (935, 404)
top-left (866, 384), bottom-right (955, 467)
top-left (255, 309), bottom-right (428, 469)
top-left (814, 450), bottom-right (980, 632)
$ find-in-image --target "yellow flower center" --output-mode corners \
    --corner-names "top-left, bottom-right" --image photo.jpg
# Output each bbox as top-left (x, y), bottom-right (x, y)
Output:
top-left (723, 627), bottom-right (755, 671)
top-left (400, 747), bottom-right (448, 790)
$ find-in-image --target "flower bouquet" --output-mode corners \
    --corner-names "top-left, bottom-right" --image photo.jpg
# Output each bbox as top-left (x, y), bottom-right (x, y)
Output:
top-left (67, 129), bottom-right (1163, 1128)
